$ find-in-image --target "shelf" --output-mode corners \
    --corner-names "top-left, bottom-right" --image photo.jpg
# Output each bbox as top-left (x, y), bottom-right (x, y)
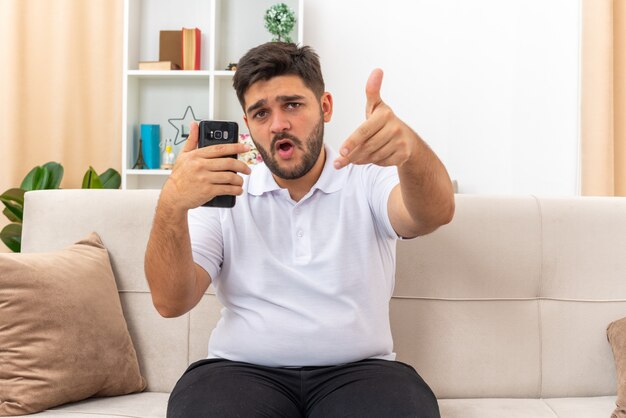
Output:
top-left (125, 70), bottom-right (234, 79)
top-left (127, 70), bottom-right (213, 79)
top-left (122, 0), bottom-right (303, 190)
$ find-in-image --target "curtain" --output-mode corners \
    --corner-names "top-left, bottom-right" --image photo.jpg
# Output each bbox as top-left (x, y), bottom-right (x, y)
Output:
top-left (581, 0), bottom-right (626, 195)
top-left (0, 0), bottom-right (123, 193)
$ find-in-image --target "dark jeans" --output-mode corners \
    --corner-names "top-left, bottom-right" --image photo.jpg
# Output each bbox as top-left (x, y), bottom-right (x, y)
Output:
top-left (167, 358), bottom-right (440, 418)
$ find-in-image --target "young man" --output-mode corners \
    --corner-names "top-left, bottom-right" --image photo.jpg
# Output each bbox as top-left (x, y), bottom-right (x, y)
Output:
top-left (145, 42), bottom-right (454, 418)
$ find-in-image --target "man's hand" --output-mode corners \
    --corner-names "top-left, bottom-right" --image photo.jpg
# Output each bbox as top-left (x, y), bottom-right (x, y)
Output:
top-left (333, 69), bottom-right (417, 170)
top-left (160, 122), bottom-right (252, 211)
top-left (333, 68), bottom-right (455, 238)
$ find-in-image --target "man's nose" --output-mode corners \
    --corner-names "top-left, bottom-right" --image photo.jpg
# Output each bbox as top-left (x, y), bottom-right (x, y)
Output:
top-left (270, 113), bottom-right (290, 133)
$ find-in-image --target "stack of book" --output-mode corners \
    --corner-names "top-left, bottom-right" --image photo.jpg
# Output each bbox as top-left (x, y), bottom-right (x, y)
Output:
top-left (138, 28), bottom-right (201, 71)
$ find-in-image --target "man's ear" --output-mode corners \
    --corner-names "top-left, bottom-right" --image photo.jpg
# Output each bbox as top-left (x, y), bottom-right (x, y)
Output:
top-left (243, 114), bottom-right (249, 130)
top-left (321, 92), bottom-right (333, 122)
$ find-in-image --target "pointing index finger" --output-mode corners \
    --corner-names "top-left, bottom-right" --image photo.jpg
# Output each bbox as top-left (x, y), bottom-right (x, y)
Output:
top-left (339, 111), bottom-right (386, 156)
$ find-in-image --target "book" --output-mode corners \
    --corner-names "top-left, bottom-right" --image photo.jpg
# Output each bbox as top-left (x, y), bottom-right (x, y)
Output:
top-left (138, 61), bottom-right (180, 70)
top-left (182, 27), bottom-right (201, 70)
top-left (159, 30), bottom-right (182, 70)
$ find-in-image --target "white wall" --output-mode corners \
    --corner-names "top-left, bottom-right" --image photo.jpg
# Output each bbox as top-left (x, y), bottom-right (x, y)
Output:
top-left (304, 0), bottom-right (581, 195)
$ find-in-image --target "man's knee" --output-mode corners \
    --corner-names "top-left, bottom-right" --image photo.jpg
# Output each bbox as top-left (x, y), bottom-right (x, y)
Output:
top-left (307, 359), bottom-right (440, 418)
top-left (167, 359), bottom-right (302, 418)
top-left (383, 360), bottom-right (440, 418)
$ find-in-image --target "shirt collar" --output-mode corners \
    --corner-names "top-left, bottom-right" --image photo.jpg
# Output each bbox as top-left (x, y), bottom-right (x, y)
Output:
top-left (247, 144), bottom-right (348, 196)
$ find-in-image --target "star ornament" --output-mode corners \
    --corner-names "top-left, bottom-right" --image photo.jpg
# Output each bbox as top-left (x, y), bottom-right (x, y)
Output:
top-left (168, 105), bottom-right (202, 145)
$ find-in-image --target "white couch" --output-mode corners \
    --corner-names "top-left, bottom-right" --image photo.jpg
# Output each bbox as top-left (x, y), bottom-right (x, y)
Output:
top-left (19, 190), bottom-right (622, 417)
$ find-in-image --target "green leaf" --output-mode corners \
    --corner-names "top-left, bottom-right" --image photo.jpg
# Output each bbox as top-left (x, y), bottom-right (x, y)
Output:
top-left (42, 162), bottom-right (64, 189)
top-left (37, 168), bottom-right (50, 190)
top-left (1, 203), bottom-right (23, 223)
top-left (0, 188), bottom-right (25, 222)
top-left (0, 223), bottom-right (22, 252)
top-left (82, 166), bottom-right (103, 189)
top-left (20, 162), bottom-right (63, 190)
top-left (98, 168), bottom-right (121, 189)
top-left (3, 207), bottom-right (20, 223)
top-left (0, 188), bottom-right (25, 206)
top-left (20, 166), bottom-right (43, 191)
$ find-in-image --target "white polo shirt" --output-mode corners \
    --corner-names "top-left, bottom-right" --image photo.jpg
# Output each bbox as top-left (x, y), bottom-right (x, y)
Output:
top-left (188, 145), bottom-right (401, 367)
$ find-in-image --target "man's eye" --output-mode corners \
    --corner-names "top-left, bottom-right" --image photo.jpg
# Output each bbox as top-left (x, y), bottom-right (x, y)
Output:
top-left (253, 110), bottom-right (268, 119)
top-left (286, 103), bottom-right (301, 110)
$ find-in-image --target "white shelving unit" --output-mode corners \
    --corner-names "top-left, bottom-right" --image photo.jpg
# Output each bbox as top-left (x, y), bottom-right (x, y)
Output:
top-left (122, 0), bottom-right (304, 189)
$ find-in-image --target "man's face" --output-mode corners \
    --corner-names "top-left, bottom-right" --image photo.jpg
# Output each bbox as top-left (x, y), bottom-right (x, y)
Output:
top-left (243, 75), bottom-right (333, 180)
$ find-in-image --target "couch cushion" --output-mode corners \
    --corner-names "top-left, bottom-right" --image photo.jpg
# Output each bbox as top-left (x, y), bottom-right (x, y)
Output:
top-left (543, 396), bottom-right (617, 418)
top-left (540, 300), bottom-right (623, 398)
top-left (439, 396), bottom-right (616, 418)
top-left (22, 394), bottom-right (619, 417)
top-left (30, 392), bottom-right (169, 417)
top-left (438, 398), bottom-right (556, 417)
top-left (539, 198), bottom-right (626, 300)
top-left (395, 195), bottom-right (542, 300)
top-left (0, 233), bottom-right (146, 415)
top-left (391, 298), bottom-right (541, 399)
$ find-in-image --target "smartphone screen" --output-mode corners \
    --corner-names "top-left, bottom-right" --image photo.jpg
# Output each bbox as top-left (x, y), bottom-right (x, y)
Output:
top-left (198, 120), bottom-right (239, 208)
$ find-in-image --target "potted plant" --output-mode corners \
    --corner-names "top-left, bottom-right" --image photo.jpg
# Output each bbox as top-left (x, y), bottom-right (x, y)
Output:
top-left (264, 3), bottom-right (296, 43)
top-left (0, 162), bottom-right (121, 252)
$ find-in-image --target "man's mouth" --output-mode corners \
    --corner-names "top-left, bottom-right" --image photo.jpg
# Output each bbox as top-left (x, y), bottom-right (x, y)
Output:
top-left (274, 138), bottom-right (296, 159)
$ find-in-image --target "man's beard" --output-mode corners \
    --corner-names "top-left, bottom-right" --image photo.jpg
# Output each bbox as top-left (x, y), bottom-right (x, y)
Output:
top-left (252, 116), bottom-right (324, 180)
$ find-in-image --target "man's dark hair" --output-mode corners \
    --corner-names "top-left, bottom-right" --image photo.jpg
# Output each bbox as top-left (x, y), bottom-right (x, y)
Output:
top-left (233, 42), bottom-right (325, 110)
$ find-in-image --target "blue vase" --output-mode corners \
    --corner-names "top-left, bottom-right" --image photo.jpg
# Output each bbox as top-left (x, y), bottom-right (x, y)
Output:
top-left (141, 124), bottom-right (160, 169)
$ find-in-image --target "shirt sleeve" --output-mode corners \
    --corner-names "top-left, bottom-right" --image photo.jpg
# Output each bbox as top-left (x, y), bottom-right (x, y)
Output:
top-left (188, 207), bottom-right (224, 279)
top-left (361, 164), bottom-right (400, 240)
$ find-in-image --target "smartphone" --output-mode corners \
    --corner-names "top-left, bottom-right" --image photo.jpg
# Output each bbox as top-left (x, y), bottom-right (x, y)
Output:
top-left (198, 120), bottom-right (239, 208)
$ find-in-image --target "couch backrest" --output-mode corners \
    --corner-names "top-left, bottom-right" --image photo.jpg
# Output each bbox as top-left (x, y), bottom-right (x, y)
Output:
top-left (21, 190), bottom-right (625, 398)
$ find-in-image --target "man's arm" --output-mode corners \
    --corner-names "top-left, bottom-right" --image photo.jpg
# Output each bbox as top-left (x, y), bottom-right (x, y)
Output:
top-left (145, 200), bottom-right (211, 318)
top-left (144, 123), bottom-right (251, 318)
top-left (333, 69), bottom-right (455, 237)
top-left (387, 132), bottom-right (455, 238)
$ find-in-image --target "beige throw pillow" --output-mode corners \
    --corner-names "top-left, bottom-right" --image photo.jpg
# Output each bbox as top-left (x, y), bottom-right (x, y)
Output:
top-left (608, 317), bottom-right (626, 418)
top-left (0, 232), bottom-right (146, 416)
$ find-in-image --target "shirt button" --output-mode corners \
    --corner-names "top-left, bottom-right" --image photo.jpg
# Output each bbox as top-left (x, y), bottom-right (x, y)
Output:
top-left (297, 230), bottom-right (303, 238)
